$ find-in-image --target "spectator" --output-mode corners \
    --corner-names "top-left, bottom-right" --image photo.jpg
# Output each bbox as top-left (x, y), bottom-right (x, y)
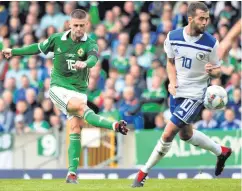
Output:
top-left (16, 100), bottom-right (33, 125)
top-left (133, 21), bottom-right (157, 46)
top-left (220, 109), bottom-right (241, 130)
top-left (141, 75), bottom-right (167, 129)
top-left (25, 88), bottom-right (39, 116)
top-left (58, 2), bottom-right (76, 31)
top-left (118, 86), bottom-right (144, 130)
top-left (141, 75), bottom-right (167, 112)
top-left (5, 57), bottom-right (29, 88)
top-left (94, 24), bottom-right (108, 40)
top-left (112, 32), bottom-right (133, 58)
top-left (2, 90), bottom-right (16, 112)
top-left (172, 2), bottom-right (188, 29)
top-left (2, 77), bottom-right (16, 99)
top-left (15, 75), bottom-right (37, 102)
top-left (9, 17), bottom-right (21, 45)
top-left (0, 98), bottom-right (15, 133)
top-left (111, 44), bottom-right (129, 76)
top-left (28, 2), bottom-right (40, 18)
top-left (50, 114), bottom-right (63, 131)
top-left (99, 97), bottom-right (121, 122)
top-left (157, 3), bottom-right (174, 33)
top-left (39, 2), bottom-right (64, 35)
top-left (103, 10), bottom-right (115, 31)
top-left (123, 1), bottom-right (139, 42)
top-left (226, 73), bottom-right (241, 102)
top-left (125, 73), bottom-right (142, 98)
top-left (134, 43), bottom-right (154, 69)
top-left (86, 77), bottom-right (102, 107)
top-left (26, 107), bottom-right (51, 133)
top-left (7, 2), bottom-right (25, 25)
top-left (112, 6), bottom-right (121, 19)
top-left (227, 88), bottom-right (241, 120)
top-left (38, 77), bottom-right (50, 102)
top-left (129, 64), bottom-right (146, 91)
top-left (14, 114), bottom-right (27, 134)
top-left (41, 98), bottom-right (54, 123)
top-left (154, 113), bottom-right (166, 130)
top-left (26, 13), bottom-right (39, 35)
top-left (194, 109), bottom-right (218, 129)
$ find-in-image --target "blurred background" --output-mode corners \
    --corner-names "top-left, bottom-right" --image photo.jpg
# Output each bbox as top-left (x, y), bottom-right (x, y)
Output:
top-left (0, 1), bottom-right (241, 179)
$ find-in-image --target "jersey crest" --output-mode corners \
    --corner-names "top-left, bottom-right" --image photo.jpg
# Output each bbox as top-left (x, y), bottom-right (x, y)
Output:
top-left (77, 48), bottom-right (84, 57)
top-left (196, 52), bottom-right (206, 61)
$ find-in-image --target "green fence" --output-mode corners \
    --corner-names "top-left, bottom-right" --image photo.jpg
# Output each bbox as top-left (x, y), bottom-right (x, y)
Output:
top-left (136, 129), bottom-right (241, 168)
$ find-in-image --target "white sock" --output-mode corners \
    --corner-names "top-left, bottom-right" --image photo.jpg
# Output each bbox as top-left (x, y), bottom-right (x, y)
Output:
top-left (141, 139), bottom-right (172, 173)
top-left (186, 129), bottom-right (222, 156)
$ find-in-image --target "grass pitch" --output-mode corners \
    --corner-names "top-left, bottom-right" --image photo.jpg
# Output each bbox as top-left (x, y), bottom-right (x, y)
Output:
top-left (0, 179), bottom-right (240, 191)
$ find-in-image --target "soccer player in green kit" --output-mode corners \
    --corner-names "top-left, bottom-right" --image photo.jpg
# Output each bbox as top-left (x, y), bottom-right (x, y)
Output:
top-left (2, 9), bottom-right (129, 184)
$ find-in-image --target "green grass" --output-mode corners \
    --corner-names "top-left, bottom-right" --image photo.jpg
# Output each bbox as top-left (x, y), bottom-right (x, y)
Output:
top-left (0, 179), bottom-right (240, 191)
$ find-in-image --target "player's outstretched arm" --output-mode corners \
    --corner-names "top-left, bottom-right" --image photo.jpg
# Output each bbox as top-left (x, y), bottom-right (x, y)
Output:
top-left (2, 43), bottom-right (41, 59)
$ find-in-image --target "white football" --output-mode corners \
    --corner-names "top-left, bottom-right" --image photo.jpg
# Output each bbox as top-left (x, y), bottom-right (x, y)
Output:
top-left (204, 85), bottom-right (228, 110)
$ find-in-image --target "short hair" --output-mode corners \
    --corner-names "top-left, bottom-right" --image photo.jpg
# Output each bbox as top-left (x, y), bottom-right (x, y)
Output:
top-left (187, 2), bottom-right (209, 17)
top-left (70, 9), bottom-right (87, 19)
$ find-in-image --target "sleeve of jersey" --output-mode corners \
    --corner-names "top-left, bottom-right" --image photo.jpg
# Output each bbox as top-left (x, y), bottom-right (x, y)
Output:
top-left (87, 43), bottom-right (98, 59)
top-left (38, 35), bottom-right (55, 55)
top-left (12, 43), bottom-right (40, 56)
top-left (85, 43), bottom-right (99, 68)
top-left (209, 40), bottom-right (222, 67)
top-left (164, 33), bottom-right (175, 58)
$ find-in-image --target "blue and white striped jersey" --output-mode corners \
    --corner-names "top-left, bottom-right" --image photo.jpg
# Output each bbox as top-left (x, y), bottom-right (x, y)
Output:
top-left (164, 27), bottom-right (221, 100)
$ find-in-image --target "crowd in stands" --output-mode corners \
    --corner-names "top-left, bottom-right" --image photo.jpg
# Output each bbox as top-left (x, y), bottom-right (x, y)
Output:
top-left (0, 1), bottom-right (241, 134)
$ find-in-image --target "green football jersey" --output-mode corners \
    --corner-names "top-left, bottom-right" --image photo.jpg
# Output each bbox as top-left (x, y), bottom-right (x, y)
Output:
top-left (38, 30), bottom-right (98, 93)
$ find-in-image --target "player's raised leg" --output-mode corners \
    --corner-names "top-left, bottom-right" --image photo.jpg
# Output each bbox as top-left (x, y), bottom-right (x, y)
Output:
top-left (132, 120), bottom-right (179, 187)
top-left (66, 117), bottom-right (82, 184)
top-left (67, 97), bottom-right (129, 135)
top-left (179, 125), bottom-right (232, 176)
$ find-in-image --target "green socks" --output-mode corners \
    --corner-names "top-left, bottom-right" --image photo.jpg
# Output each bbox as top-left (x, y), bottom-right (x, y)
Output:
top-left (83, 109), bottom-right (114, 130)
top-left (68, 133), bottom-right (81, 174)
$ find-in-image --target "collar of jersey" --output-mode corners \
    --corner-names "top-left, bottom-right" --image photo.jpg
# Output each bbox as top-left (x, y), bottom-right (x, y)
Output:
top-left (183, 26), bottom-right (203, 43)
top-left (61, 30), bottom-right (87, 41)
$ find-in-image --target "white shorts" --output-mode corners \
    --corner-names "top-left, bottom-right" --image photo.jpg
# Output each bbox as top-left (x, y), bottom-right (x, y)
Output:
top-left (49, 86), bottom-right (87, 119)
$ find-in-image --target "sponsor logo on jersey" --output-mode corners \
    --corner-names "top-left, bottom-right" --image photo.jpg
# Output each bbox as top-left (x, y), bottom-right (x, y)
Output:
top-left (65, 53), bottom-right (76, 58)
top-left (196, 52), bottom-right (205, 61)
top-left (77, 48), bottom-right (84, 57)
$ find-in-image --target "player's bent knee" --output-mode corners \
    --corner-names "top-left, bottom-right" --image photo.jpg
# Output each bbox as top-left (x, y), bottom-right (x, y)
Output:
top-left (78, 103), bottom-right (88, 117)
top-left (67, 98), bottom-right (87, 115)
top-left (179, 125), bottom-right (193, 141)
top-left (179, 132), bottom-right (192, 141)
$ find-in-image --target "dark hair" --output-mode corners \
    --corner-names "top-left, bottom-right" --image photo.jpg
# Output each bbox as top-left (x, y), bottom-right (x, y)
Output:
top-left (187, 2), bottom-right (209, 17)
top-left (70, 9), bottom-right (87, 19)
